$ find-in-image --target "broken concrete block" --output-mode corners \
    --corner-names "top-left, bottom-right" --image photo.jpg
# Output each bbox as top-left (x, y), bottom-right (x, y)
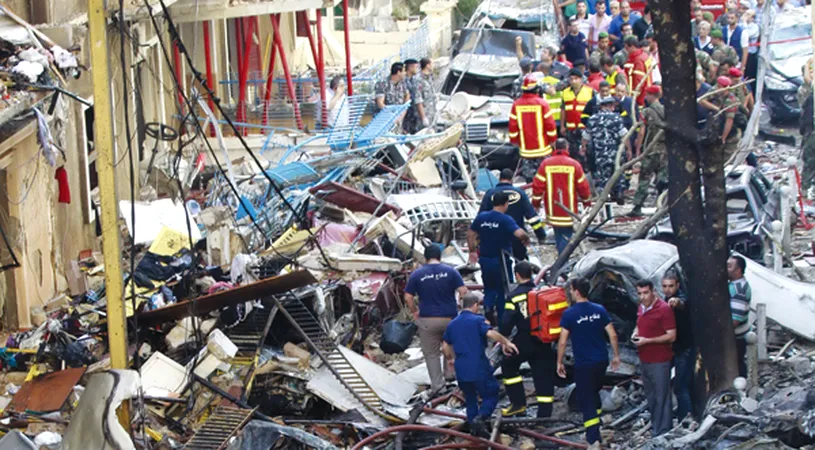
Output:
top-left (783, 356), bottom-right (814, 378)
top-left (63, 370), bottom-right (140, 450)
top-left (499, 434), bottom-right (512, 446)
top-left (741, 397), bottom-right (759, 413)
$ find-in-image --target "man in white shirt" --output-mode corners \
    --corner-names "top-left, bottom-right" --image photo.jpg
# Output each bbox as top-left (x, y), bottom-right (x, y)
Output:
top-left (588, 1), bottom-right (612, 49)
top-left (723, 9), bottom-right (749, 70)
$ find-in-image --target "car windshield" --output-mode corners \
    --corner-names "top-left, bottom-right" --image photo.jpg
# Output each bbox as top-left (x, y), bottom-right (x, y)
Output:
top-left (770, 21), bottom-right (812, 61)
top-left (456, 29), bottom-right (533, 58)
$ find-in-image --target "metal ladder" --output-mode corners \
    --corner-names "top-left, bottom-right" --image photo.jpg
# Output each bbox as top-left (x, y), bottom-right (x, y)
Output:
top-left (272, 295), bottom-right (384, 412)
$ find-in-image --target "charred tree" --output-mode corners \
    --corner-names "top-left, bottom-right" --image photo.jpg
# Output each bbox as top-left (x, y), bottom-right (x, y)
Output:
top-left (650, 0), bottom-right (739, 394)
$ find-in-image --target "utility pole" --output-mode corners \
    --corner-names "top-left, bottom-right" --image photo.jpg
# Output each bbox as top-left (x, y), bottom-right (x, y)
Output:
top-left (88, 0), bottom-right (129, 371)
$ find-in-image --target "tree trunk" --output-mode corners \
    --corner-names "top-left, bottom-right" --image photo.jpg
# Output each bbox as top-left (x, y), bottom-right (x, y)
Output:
top-left (650, 0), bottom-right (739, 395)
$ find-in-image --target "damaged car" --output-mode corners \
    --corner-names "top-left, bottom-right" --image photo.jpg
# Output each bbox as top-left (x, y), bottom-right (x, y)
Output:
top-left (648, 165), bottom-right (781, 263)
top-left (763, 7), bottom-right (811, 123)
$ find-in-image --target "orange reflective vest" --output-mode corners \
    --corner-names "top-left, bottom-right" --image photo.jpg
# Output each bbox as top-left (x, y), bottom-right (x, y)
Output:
top-left (531, 150), bottom-right (591, 227)
top-left (562, 85), bottom-right (595, 130)
top-left (508, 93), bottom-right (558, 159)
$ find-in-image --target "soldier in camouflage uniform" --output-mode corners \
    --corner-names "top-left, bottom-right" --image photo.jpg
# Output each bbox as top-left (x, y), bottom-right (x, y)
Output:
top-left (710, 76), bottom-right (742, 160)
top-left (374, 62), bottom-right (408, 115)
top-left (417, 58), bottom-right (438, 126)
top-left (696, 47), bottom-right (711, 76)
top-left (512, 57), bottom-right (535, 99)
top-left (710, 29), bottom-right (738, 66)
top-left (629, 85), bottom-right (667, 216)
top-left (582, 96), bottom-right (630, 201)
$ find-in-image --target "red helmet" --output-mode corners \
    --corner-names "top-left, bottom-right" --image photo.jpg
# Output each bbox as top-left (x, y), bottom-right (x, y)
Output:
top-left (522, 73), bottom-right (540, 92)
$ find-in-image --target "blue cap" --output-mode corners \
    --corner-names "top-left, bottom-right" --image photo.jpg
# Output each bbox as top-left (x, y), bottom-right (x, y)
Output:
top-left (520, 57), bottom-right (533, 70)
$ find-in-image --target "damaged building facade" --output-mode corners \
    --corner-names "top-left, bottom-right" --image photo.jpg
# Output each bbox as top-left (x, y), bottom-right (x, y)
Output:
top-left (0, 0), bottom-right (376, 328)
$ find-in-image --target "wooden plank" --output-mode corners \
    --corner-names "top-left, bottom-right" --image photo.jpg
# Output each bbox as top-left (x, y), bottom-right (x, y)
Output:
top-left (138, 270), bottom-right (317, 326)
top-left (9, 367), bottom-right (87, 413)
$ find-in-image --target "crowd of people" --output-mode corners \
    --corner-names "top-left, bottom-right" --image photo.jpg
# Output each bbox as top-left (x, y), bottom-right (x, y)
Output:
top-left (407, 233), bottom-right (754, 448)
top-left (507, 0), bottom-right (766, 226)
top-left (397, 2), bottom-right (773, 447)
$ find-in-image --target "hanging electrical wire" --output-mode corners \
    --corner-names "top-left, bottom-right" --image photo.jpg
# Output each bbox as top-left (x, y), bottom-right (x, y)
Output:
top-left (147, 0), bottom-right (337, 269)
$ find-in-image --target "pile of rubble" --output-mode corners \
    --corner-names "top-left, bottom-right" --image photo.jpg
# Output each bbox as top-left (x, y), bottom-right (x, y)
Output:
top-left (2, 75), bottom-right (815, 448)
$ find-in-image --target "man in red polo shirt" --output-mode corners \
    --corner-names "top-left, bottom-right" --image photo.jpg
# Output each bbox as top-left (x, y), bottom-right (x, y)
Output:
top-left (632, 279), bottom-right (676, 437)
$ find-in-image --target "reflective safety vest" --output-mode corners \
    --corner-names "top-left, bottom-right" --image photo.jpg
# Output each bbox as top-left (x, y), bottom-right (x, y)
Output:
top-left (531, 150), bottom-right (591, 227)
top-left (605, 68), bottom-right (627, 95)
top-left (508, 93), bottom-right (558, 159)
top-left (562, 85), bottom-right (594, 130)
top-left (542, 75), bottom-right (562, 122)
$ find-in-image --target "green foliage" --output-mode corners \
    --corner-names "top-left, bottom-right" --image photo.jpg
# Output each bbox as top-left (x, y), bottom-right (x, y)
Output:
top-left (392, 3), bottom-right (409, 20)
top-left (455, 0), bottom-right (479, 26)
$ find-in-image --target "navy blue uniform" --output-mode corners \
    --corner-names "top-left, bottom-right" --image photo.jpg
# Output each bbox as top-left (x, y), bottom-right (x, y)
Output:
top-left (499, 281), bottom-right (557, 417)
top-left (470, 210), bottom-right (519, 323)
top-left (560, 302), bottom-right (612, 445)
top-left (443, 310), bottom-right (500, 422)
top-left (479, 183), bottom-right (545, 261)
top-left (405, 263), bottom-right (465, 318)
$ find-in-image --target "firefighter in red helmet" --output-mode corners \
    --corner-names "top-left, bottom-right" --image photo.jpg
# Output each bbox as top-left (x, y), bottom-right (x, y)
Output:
top-left (509, 73), bottom-right (558, 181)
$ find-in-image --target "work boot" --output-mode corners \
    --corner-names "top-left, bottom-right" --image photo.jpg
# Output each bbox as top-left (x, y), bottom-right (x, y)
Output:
top-left (627, 205), bottom-right (643, 217)
top-left (470, 416), bottom-right (488, 438)
top-left (587, 441), bottom-right (602, 450)
top-left (501, 404), bottom-right (527, 417)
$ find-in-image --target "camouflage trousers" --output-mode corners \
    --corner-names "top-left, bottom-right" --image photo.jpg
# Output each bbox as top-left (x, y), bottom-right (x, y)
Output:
top-left (519, 157), bottom-right (545, 183)
top-left (593, 148), bottom-right (624, 196)
top-left (802, 133), bottom-right (815, 191)
top-left (632, 152), bottom-right (668, 207)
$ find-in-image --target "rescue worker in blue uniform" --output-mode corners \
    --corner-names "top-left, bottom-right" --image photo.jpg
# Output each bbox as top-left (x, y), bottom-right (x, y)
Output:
top-left (468, 191), bottom-right (530, 325)
top-left (499, 262), bottom-right (558, 418)
top-left (443, 293), bottom-right (518, 436)
top-left (557, 277), bottom-right (621, 450)
top-left (479, 169), bottom-right (546, 261)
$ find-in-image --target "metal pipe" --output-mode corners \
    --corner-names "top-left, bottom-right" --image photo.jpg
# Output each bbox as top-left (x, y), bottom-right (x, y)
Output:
top-left (172, 40), bottom-right (184, 113)
top-left (238, 17), bottom-right (256, 136)
top-left (350, 425), bottom-right (514, 450)
top-left (262, 39), bottom-right (277, 128)
top-left (235, 18), bottom-right (245, 130)
top-left (516, 428), bottom-right (588, 449)
top-left (270, 14), bottom-right (303, 130)
top-left (316, 8), bottom-right (328, 127)
top-left (88, 0), bottom-right (128, 426)
top-left (342, 0), bottom-right (353, 95)
top-left (203, 20), bottom-right (216, 136)
top-left (423, 444), bottom-right (480, 450)
top-left (300, 11), bottom-right (324, 130)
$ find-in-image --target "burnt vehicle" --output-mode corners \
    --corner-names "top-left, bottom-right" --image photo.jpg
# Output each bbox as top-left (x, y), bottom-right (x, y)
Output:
top-left (442, 28), bottom-right (536, 97)
top-left (648, 166), bottom-right (781, 263)
top-left (571, 240), bottom-right (684, 341)
top-left (763, 7), bottom-right (811, 123)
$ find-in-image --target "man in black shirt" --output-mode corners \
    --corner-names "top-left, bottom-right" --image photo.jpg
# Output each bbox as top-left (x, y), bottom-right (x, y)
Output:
top-left (632, 6), bottom-right (653, 41)
top-left (662, 272), bottom-right (696, 420)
